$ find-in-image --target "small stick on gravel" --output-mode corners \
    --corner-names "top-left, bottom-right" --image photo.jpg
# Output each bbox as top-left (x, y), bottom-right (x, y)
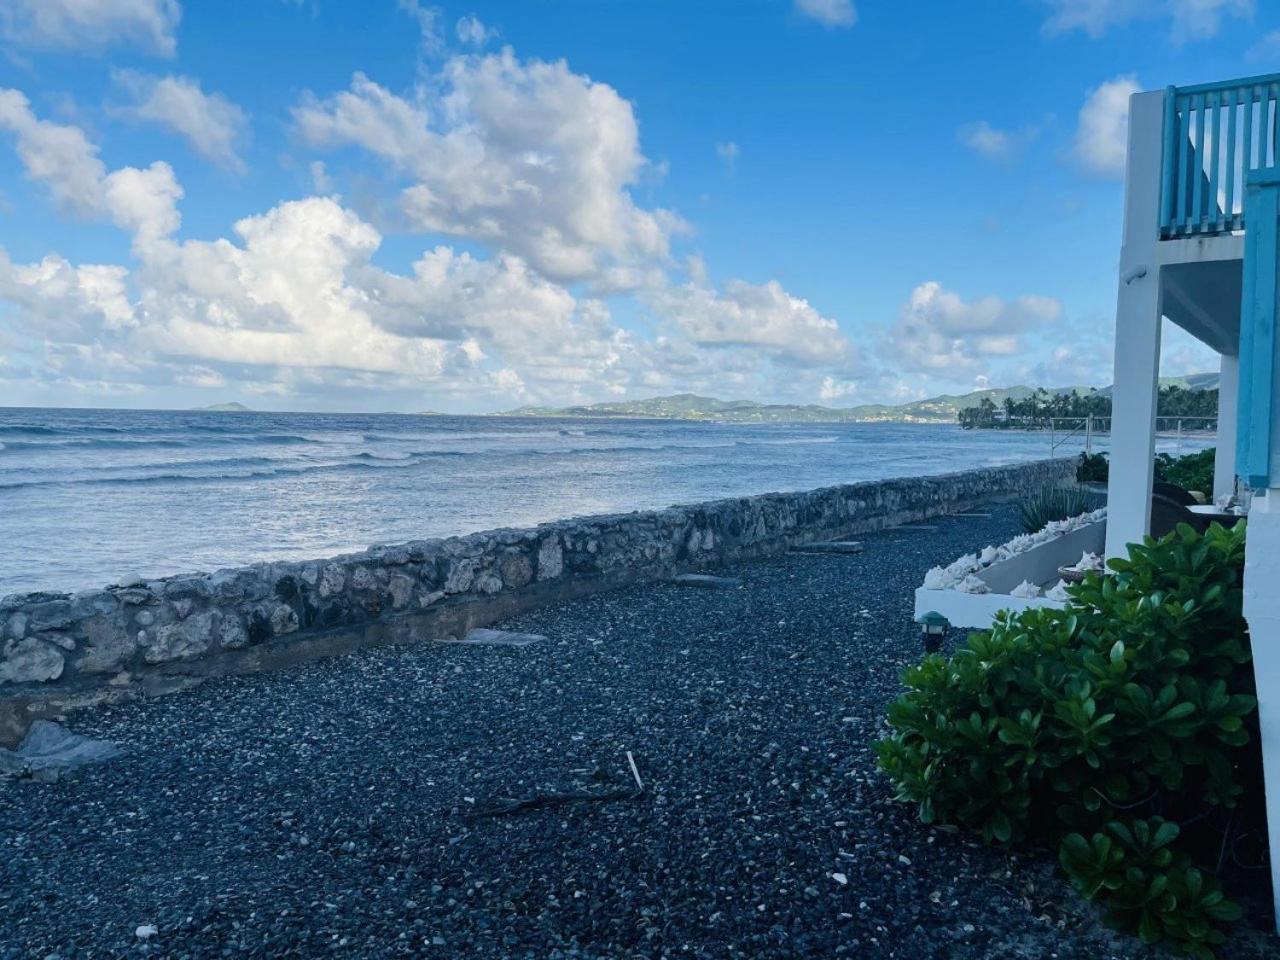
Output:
top-left (465, 753), bottom-right (645, 818)
top-left (626, 751), bottom-right (644, 792)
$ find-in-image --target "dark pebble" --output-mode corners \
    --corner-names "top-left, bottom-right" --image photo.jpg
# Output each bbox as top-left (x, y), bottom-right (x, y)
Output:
top-left (0, 504), bottom-right (1274, 959)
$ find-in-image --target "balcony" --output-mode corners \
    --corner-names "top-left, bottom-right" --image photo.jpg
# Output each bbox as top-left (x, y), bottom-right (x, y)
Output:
top-left (1159, 73), bottom-right (1280, 240)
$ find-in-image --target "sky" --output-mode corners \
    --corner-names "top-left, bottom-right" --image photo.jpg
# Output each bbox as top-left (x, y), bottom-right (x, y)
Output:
top-left (0, 0), bottom-right (1273, 413)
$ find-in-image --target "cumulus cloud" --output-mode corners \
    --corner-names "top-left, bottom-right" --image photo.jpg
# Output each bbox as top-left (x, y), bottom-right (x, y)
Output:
top-left (0, 88), bottom-right (107, 216)
top-left (139, 198), bottom-right (457, 377)
top-left (1042, 0), bottom-right (1250, 42)
top-left (958, 121), bottom-right (1013, 158)
top-left (456, 14), bottom-right (495, 46)
top-left (0, 48), bottom-right (873, 409)
top-left (111, 71), bottom-right (248, 172)
top-left (0, 251), bottom-right (134, 337)
top-left (0, 88), bottom-right (182, 252)
top-left (293, 52), bottom-right (684, 283)
top-left (651, 277), bottom-right (853, 366)
top-left (1072, 75), bottom-right (1139, 178)
top-left (0, 0), bottom-right (180, 55)
top-left (0, 193), bottom-right (642, 404)
top-left (794, 0), bottom-right (858, 28)
top-left (882, 281), bottom-right (1062, 375)
top-left (1160, 321), bottom-right (1221, 377)
top-left (956, 119), bottom-right (1044, 160)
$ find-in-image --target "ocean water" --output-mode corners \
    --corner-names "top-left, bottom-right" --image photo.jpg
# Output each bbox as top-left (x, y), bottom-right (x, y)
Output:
top-left (0, 408), bottom-right (1204, 595)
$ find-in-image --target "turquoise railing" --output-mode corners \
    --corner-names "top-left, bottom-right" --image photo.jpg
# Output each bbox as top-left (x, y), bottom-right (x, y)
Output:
top-left (1160, 74), bottom-right (1280, 240)
top-left (1236, 166), bottom-right (1280, 488)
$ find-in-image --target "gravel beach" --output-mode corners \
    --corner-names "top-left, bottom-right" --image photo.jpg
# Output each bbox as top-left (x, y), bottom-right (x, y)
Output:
top-left (1, 503), bottom-right (1274, 959)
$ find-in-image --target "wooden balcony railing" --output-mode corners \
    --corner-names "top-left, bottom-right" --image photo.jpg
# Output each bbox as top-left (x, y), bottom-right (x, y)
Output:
top-left (1159, 73), bottom-right (1280, 239)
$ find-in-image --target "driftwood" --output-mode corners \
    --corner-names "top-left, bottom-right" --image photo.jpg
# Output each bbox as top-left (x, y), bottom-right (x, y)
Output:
top-left (465, 751), bottom-right (645, 818)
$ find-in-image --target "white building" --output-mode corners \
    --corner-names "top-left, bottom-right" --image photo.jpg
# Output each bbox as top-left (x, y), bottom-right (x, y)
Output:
top-left (1114, 75), bottom-right (1279, 927)
top-left (916, 73), bottom-right (1280, 925)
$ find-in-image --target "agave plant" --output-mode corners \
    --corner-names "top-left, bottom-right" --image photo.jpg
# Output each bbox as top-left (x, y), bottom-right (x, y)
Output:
top-left (1016, 485), bottom-right (1103, 534)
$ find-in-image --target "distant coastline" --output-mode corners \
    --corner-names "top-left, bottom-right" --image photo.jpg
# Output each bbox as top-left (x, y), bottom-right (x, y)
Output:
top-left (493, 374), bottom-right (1219, 425)
top-left (129, 372), bottom-right (1220, 424)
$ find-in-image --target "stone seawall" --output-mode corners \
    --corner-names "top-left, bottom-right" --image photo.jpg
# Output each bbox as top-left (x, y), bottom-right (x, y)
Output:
top-left (0, 457), bottom-right (1076, 742)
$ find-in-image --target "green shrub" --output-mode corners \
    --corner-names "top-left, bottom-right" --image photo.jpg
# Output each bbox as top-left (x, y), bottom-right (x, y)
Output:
top-left (1017, 485), bottom-right (1104, 533)
top-left (1077, 451), bottom-right (1109, 483)
top-left (1075, 449), bottom-right (1215, 491)
top-left (1157, 449), bottom-right (1216, 495)
top-left (877, 522), bottom-right (1258, 958)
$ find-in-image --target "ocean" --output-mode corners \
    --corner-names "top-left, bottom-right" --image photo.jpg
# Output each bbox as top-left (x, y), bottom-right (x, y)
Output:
top-left (0, 408), bottom-right (1205, 595)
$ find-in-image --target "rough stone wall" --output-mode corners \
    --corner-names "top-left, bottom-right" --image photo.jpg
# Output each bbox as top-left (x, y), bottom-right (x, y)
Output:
top-left (0, 458), bottom-right (1076, 739)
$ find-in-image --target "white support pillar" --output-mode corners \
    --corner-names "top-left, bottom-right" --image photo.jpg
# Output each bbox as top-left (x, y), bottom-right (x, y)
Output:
top-left (1105, 280), bottom-right (1162, 559)
top-left (1242, 492), bottom-right (1280, 928)
top-left (1214, 353), bottom-right (1239, 502)
top-left (1105, 91), bottom-right (1167, 561)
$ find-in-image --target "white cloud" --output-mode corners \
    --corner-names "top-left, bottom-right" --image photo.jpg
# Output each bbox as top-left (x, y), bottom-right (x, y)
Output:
top-left (0, 251), bottom-right (134, 336)
top-left (1160, 320), bottom-right (1220, 377)
top-left (1072, 75), bottom-right (1139, 178)
top-left (1169, 0), bottom-right (1252, 42)
top-left (716, 141), bottom-right (740, 172)
top-left (959, 121), bottom-right (1043, 160)
top-left (958, 121), bottom-right (1013, 158)
top-left (0, 193), bottom-right (647, 404)
top-left (1042, 0), bottom-right (1250, 42)
top-left (111, 71), bottom-right (248, 173)
top-left (398, 0), bottom-right (444, 57)
top-left (174, 365), bottom-right (226, 388)
top-left (1247, 29), bottom-right (1280, 62)
top-left (456, 14), bottom-right (495, 46)
top-left (819, 376), bottom-right (860, 401)
top-left (0, 0), bottom-right (180, 55)
top-left (102, 161), bottom-right (183, 253)
top-left (651, 277), bottom-right (853, 366)
top-left (309, 160), bottom-right (333, 193)
top-left (0, 88), bottom-right (106, 216)
top-left (0, 88), bottom-right (182, 252)
top-left (294, 53), bottom-right (684, 283)
top-left (882, 281), bottom-right (1062, 375)
top-left (140, 198), bottom-right (456, 377)
top-left (0, 45), bottom-right (876, 409)
top-left (794, 0), bottom-right (857, 28)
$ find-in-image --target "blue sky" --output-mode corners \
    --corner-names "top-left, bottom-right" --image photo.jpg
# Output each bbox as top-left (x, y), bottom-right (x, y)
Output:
top-left (0, 0), bottom-right (1274, 412)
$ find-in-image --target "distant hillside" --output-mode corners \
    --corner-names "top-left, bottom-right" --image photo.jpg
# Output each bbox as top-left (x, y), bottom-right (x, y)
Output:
top-left (193, 402), bottom-right (252, 412)
top-left (497, 385), bottom-right (1101, 424)
top-left (1095, 372), bottom-right (1219, 397)
top-left (495, 375), bottom-right (1218, 424)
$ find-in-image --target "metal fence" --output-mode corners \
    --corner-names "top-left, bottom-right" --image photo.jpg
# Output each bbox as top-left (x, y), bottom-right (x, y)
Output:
top-left (1048, 415), bottom-right (1217, 457)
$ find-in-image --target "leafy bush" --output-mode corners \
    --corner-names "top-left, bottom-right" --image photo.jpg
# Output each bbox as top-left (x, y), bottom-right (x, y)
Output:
top-left (1017, 485), bottom-right (1104, 533)
top-left (877, 522), bottom-right (1259, 958)
top-left (1077, 451), bottom-right (1110, 483)
top-left (1076, 449), bottom-right (1215, 491)
top-left (1157, 449), bottom-right (1216, 495)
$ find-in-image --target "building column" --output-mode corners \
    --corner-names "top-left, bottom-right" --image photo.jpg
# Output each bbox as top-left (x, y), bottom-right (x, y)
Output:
top-left (1105, 274), bottom-right (1162, 559)
top-left (1105, 90), bottom-right (1166, 561)
top-left (1242, 493), bottom-right (1280, 929)
top-left (1215, 353), bottom-right (1239, 502)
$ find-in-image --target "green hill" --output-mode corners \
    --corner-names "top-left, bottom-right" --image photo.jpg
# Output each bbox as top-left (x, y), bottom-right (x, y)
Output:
top-left (495, 384), bottom-right (1104, 424)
